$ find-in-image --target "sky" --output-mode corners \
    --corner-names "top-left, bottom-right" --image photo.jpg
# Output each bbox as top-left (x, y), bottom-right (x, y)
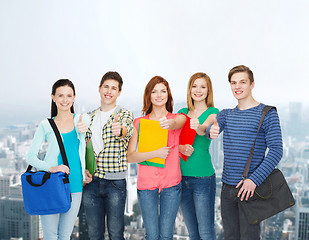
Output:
top-left (0, 0), bottom-right (308, 127)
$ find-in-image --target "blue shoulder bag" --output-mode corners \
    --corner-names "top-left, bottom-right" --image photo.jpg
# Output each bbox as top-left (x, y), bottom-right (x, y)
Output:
top-left (21, 118), bottom-right (71, 215)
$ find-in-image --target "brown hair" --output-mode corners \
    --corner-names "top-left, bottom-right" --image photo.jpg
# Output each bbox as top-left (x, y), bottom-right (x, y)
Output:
top-left (142, 76), bottom-right (173, 116)
top-left (228, 65), bottom-right (254, 84)
top-left (99, 71), bottom-right (123, 91)
top-left (187, 72), bottom-right (214, 111)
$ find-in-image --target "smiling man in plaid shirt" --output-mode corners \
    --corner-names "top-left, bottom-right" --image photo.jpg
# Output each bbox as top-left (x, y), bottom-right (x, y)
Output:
top-left (83, 71), bottom-right (134, 240)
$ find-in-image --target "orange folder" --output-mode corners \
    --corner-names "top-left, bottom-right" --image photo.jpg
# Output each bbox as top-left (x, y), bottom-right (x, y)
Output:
top-left (179, 113), bottom-right (196, 162)
top-left (138, 118), bottom-right (168, 168)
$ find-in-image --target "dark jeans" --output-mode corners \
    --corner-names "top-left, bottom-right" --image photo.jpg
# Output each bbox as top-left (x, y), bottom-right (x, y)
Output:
top-left (221, 183), bottom-right (261, 240)
top-left (82, 177), bottom-right (126, 240)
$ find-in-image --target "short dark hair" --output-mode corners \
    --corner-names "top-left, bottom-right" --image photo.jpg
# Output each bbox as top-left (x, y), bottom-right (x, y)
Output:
top-left (99, 71), bottom-right (123, 91)
top-left (228, 65), bottom-right (254, 84)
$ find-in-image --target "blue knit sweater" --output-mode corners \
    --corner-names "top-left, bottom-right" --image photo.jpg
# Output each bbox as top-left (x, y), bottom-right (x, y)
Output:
top-left (207, 103), bottom-right (283, 186)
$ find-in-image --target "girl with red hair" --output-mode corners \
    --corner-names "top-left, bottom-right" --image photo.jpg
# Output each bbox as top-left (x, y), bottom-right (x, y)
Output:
top-left (127, 76), bottom-right (186, 240)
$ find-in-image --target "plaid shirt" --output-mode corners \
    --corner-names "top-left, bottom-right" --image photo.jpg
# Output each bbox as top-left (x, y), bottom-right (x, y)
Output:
top-left (86, 107), bottom-right (134, 178)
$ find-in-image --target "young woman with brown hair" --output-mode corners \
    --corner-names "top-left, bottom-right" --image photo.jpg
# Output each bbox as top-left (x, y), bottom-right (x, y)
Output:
top-left (127, 76), bottom-right (186, 240)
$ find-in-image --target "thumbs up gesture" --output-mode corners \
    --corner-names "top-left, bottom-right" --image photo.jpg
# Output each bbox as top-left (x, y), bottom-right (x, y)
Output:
top-left (209, 118), bottom-right (220, 139)
top-left (190, 110), bottom-right (199, 131)
top-left (77, 114), bottom-right (88, 133)
top-left (112, 114), bottom-right (122, 136)
top-left (159, 116), bottom-right (170, 129)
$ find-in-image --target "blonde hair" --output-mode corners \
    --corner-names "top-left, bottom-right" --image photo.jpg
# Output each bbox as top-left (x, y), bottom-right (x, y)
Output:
top-left (187, 72), bottom-right (214, 111)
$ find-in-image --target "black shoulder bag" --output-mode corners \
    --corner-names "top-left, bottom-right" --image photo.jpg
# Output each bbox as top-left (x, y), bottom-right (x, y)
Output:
top-left (237, 105), bottom-right (295, 224)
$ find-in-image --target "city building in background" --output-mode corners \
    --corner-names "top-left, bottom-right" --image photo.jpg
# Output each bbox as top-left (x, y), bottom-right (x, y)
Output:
top-left (0, 102), bottom-right (308, 239)
top-left (295, 197), bottom-right (309, 240)
top-left (0, 184), bottom-right (41, 240)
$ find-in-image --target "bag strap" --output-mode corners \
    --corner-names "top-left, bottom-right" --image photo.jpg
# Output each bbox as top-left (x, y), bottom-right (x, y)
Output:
top-left (242, 105), bottom-right (276, 179)
top-left (26, 119), bottom-right (70, 172)
top-left (47, 118), bottom-right (70, 168)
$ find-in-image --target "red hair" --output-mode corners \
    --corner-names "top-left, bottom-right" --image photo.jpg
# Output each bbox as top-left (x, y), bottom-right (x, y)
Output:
top-left (142, 76), bottom-right (173, 116)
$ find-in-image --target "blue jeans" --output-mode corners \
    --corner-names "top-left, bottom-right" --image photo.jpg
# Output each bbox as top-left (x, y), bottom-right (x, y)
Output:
top-left (180, 174), bottom-right (216, 240)
top-left (41, 192), bottom-right (82, 240)
top-left (82, 177), bottom-right (126, 240)
top-left (221, 183), bottom-right (261, 240)
top-left (137, 182), bottom-right (182, 240)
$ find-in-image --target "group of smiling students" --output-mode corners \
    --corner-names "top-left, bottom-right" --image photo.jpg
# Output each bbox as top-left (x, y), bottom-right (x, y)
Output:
top-left (26, 64), bottom-right (283, 240)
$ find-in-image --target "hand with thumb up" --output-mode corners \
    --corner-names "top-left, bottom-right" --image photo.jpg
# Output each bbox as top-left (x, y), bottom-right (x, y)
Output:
top-left (159, 116), bottom-right (170, 129)
top-left (190, 109), bottom-right (199, 131)
top-left (77, 114), bottom-right (88, 133)
top-left (209, 118), bottom-right (220, 139)
top-left (112, 114), bottom-right (122, 136)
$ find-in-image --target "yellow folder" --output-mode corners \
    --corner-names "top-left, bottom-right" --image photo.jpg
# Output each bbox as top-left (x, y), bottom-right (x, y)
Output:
top-left (138, 118), bottom-right (168, 168)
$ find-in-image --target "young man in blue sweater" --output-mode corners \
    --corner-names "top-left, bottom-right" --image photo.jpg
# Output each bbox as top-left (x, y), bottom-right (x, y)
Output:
top-left (207, 65), bottom-right (283, 240)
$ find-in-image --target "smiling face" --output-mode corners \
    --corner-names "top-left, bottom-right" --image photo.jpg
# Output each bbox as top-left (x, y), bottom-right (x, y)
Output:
top-left (190, 77), bottom-right (208, 103)
top-left (51, 86), bottom-right (75, 113)
top-left (99, 79), bottom-right (121, 107)
top-left (150, 83), bottom-right (168, 107)
top-left (230, 72), bottom-right (254, 101)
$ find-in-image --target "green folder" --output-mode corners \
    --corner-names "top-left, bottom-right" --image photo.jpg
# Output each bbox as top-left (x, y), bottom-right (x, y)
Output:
top-left (85, 139), bottom-right (96, 175)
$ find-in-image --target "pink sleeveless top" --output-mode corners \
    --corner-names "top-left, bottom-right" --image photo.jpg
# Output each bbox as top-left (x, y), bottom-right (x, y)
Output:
top-left (134, 112), bottom-right (182, 191)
